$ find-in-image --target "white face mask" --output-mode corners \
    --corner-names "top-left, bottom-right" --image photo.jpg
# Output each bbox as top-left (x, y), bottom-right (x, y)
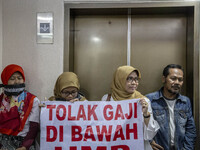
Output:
top-left (2, 83), bottom-right (25, 96)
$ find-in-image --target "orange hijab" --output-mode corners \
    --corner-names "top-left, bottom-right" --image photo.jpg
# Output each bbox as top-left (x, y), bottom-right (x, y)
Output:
top-left (111, 66), bottom-right (145, 100)
top-left (1, 64), bottom-right (25, 85)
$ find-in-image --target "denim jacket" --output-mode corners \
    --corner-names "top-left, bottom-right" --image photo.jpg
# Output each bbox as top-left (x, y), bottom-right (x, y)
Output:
top-left (146, 88), bottom-right (196, 150)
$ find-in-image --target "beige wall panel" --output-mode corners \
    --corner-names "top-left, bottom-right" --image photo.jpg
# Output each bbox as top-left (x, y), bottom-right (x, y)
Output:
top-left (0, 0), bottom-right (2, 71)
top-left (131, 15), bottom-right (186, 95)
top-left (2, 0), bottom-right (64, 100)
top-left (74, 16), bottom-right (127, 100)
top-left (0, 0), bottom-right (2, 93)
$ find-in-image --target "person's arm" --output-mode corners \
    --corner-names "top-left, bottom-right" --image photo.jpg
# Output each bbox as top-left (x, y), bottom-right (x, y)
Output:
top-left (18, 97), bottom-right (40, 150)
top-left (141, 98), bottom-right (160, 141)
top-left (18, 122), bottom-right (39, 150)
top-left (182, 100), bottom-right (196, 150)
top-left (140, 98), bottom-right (150, 126)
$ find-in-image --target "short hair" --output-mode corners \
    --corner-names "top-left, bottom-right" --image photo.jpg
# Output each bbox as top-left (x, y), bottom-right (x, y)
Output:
top-left (163, 64), bottom-right (184, 77)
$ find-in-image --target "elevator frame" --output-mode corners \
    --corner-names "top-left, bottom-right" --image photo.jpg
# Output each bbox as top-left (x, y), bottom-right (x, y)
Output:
top-left (64, 1), bottom-right (200, 149)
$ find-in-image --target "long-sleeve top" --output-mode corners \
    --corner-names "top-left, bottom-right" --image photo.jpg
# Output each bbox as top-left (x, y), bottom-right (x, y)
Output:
top-left (101, 94), bottom-right (160, 150)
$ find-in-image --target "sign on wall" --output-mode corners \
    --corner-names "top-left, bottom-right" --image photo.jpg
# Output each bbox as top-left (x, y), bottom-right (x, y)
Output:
top-left (40, 99), bottom-right (144, 150)
top-left (37, 12), bottom-right (53, 44)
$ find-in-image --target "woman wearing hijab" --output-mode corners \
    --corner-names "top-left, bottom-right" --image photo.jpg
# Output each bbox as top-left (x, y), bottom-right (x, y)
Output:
top-left (49, 72), bottom-right (86, 102)
top-left (101, 65), bottom-right (160, 150)
top-left (0, 64), bottom-right (40, 150)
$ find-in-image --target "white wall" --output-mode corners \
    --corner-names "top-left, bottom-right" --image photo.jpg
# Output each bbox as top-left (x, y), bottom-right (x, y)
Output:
top-left (0, 0), bottom-right (2, 94)
top-left (1, 0), bottom-right (136, 100)
top-left (0, 0), bottom-right (2, 78)
top-left (1, 0), bottom-right (197, 101)
top-left (2, 0), bottom-right (64, 100)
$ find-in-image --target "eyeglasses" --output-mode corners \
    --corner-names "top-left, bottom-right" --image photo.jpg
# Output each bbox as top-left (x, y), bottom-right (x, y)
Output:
top-left (61, 90), bottom-right (78, 97)
top-left (126, 76), bottom-right (139, 83)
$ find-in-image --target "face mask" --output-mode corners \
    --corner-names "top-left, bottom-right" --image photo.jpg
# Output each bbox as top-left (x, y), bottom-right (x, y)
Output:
top-left (1, 83), bottom-right (25, 96)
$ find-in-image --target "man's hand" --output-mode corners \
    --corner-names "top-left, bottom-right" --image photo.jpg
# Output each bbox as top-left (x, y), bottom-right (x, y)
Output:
top-left (150, 140), bottom-right (164, 150)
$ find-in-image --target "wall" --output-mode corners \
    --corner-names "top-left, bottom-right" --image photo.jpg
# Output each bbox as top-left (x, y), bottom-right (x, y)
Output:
top-left (0, 0), bottom-right (2, 78)
top-left (0, 0), bottom-right (158, 101)
top-left (0, 0), bottom-right (2, 94)
top-left (2, 0), bottom-right (64, 100)
top-left (1, 0), bottom-right (199, 149)
top-left (1, 0), bottom-right (198, 101)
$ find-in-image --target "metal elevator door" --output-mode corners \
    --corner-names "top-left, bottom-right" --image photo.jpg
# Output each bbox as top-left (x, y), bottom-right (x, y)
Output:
top-left (131, 15), bottom-right (186, 95)
top-left (72, 14), bottom-right (186, 101)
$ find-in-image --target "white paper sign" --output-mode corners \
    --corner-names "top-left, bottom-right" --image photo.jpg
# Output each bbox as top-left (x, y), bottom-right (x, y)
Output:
top-left (40, 99), bottom-right (144, 150)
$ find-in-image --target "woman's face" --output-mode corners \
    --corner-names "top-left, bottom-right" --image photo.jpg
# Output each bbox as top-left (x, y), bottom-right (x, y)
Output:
top-left (7, 72), bottom-right (24, 85)
top-left (61, 87), bottom-right (78, 101)
top-left (125, 71), bottom-right (139, 94)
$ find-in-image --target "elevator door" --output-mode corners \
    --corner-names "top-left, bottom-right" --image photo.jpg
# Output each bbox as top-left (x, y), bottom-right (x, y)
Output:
top-left (131, 15), bottom-right (186, 95)
top-left (73, 14), bottom-right (186, 101)
top-left (74, 15), bottom-right (127, 100)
